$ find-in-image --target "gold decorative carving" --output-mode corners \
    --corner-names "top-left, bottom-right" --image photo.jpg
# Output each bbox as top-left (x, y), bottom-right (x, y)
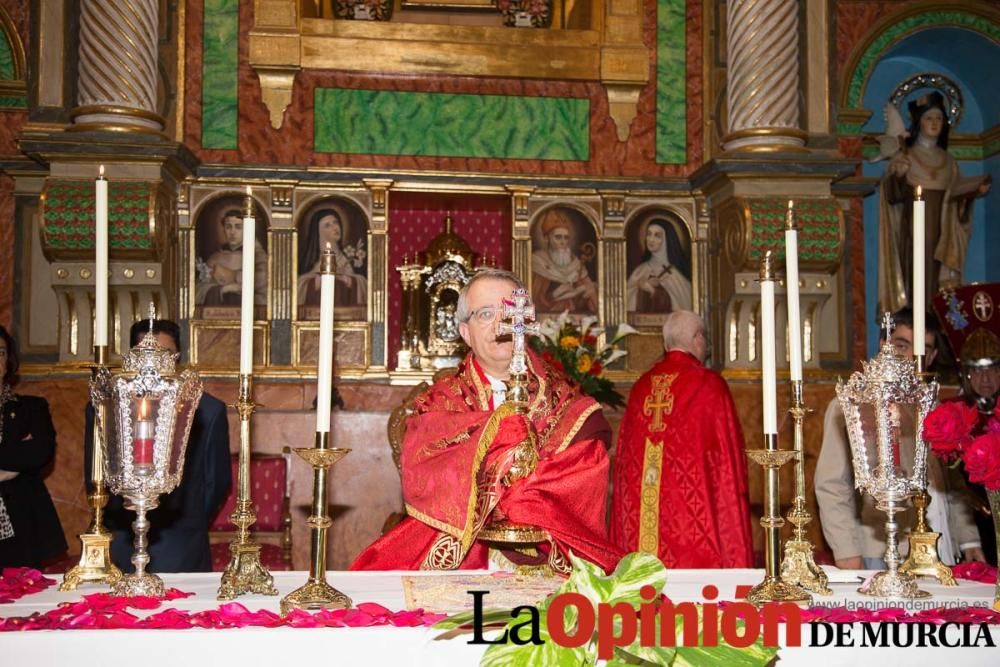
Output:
top-left (604, 83), bottom-right (642, 143)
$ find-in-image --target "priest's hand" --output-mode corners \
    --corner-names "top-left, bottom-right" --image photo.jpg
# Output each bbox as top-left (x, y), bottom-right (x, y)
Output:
top-left (962, 547), bottom-right (987, 563)
top-left (835, 556), bottom-right (863, 569)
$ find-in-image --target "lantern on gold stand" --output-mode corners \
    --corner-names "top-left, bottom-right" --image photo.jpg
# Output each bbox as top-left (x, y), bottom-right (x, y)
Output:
top-left (95, 308), bottom-right (203, 597)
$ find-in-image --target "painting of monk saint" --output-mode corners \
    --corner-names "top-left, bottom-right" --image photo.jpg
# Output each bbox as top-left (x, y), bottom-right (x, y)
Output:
top-left (626, 213), bottom-right (692, 323)
top-left (297, 200), bottom-right (368, 320)
top-left (194, 196), bottom-right (268, 316)
top-left (530, 207), bottom-right (599, 317)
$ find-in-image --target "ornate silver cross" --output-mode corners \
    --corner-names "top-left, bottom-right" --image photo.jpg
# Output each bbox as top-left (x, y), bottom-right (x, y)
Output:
top-left (496, 288), bottom-right (540, 376)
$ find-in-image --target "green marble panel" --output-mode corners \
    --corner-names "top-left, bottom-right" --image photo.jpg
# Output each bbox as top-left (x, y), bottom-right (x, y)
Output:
top-left (0, 29), bottom-right (14, 80)
top-left (0, 95), bottom-right (26, 109)
top-left (201, 0), bottom-right (239, 149)
top-left (314, 88), bottom-right (589, 160)
top-left (656, 0), bottom-right (686, 164)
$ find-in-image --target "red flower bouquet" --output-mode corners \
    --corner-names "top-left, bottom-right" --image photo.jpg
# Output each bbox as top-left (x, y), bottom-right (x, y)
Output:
top-left (923, 402), bottom-right (1000, 490)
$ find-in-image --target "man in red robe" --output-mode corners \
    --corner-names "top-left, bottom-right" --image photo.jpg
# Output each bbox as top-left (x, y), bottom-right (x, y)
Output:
top-left (352, 269), bottom-right (621, 572)
top-left (611, 310), bottom-right (753, 568)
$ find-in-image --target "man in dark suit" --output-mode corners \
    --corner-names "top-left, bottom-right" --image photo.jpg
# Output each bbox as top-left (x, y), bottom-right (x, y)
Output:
top-left (85, 319), bottom-right (231, 572)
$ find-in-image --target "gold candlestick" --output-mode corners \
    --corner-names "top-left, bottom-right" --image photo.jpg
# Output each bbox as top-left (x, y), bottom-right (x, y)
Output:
top-left (779, 380), bottom-right (832, 595)
top-left (899, 490), bottom-right (957, 585)
top-left (281, 431), bottom-right (352, 614)
top-left (747, 435), bottom-right (812, 606)
top-left (60, 344), bottom-right (123, 591)
top-left (218, 373), bottom-right (277, 600)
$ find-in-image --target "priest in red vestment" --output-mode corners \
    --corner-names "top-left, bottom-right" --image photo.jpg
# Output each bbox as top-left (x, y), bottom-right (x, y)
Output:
top-left (351, 269), bottom-right (622, 572)
top-left (611, 310), bottom-right (753, 568)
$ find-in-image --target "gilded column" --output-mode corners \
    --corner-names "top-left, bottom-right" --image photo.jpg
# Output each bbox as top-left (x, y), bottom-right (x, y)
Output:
top-left (72, 0), bottom-right (164, 132)
top-left (722, 0), bottom-right (805, 152)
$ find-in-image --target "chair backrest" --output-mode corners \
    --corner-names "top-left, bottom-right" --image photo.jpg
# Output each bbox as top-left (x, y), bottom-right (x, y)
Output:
top-left (386, 367), bottom-right (460, 475)
top-left (209, 449), bottom-right (293, 561)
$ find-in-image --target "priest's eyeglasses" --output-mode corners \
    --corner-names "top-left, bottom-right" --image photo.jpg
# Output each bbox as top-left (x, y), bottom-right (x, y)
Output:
top-left (466, 306), bottom-right (499, 324)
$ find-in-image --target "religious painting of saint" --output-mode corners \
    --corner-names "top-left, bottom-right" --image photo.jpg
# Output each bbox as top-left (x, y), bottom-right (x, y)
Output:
top-left (194, 196), bottom-right (268, 316)
top-left (296, 199), bottom-right (368, 321)
top-left (529, 207), bottom-right (599, 317)
top-left (625, 213), bottom-right (692, 323)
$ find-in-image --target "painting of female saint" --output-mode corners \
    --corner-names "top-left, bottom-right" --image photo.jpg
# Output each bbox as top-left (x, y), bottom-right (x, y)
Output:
top-left (626, 214), bottom-right (692, 322)
top-left (297, 201), bottom-right (368, 320)
top-left (194, 197), bottom-right (268, 314)
top-left (530, 207), bottom-right (599, 317)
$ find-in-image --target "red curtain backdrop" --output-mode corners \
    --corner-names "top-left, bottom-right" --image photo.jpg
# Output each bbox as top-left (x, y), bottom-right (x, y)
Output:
top-left (386, 192), bottom-right (512, 367)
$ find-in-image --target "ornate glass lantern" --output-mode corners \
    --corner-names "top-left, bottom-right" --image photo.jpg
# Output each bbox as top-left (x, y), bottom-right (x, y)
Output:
top-left (92, 317), bottom-right (203, 597)
top-left (835, 314), bottom-right (938, 598)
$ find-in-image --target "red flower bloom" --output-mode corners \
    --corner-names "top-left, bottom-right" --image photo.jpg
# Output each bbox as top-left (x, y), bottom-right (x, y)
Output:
top-left (923, 402), bottom-right (979, 461)
top-left (589, 361), bottom-right (602, 376)
top-left (583, 335), bottom-right (597, 347)
top-left (963, 432), bottom-right (1000, 492)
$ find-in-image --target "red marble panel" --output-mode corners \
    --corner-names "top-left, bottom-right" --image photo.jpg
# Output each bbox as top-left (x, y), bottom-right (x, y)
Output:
top-left (848, 198), bottom-right (867, 364)
top-left (0, 175), bottom-right (14, 327)
top-left (0, 0), bottom-right (29, 54)
top-left (838, 136), bottom-right (864, 160)
top-left (835, 1), bottom-right (907, 85)
top-left (186, 1), bottom-right (706, 177)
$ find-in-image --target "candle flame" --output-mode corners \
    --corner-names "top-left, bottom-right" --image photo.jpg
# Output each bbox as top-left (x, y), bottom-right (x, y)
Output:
top-left (99, 165), bottom-right (105, 178)
top-left (246, 185), bottom-right (252, 196)
top-left (916, 185), bottom-right (922, 198)
top-left (787, 199), bottom-right (794, 210)
top-left (325, 242), bottom-right (332, 252)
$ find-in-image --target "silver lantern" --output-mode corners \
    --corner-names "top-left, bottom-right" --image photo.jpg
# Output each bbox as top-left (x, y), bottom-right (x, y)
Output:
top-left (835, 314), bottom-right (938, 599)
top-left (93, 319), bottom-right (203, 597)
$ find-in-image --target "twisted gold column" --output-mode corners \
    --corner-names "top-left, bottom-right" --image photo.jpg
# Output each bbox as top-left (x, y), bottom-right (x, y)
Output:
top-left (71, 0), bottom-right (164, 132)
top-left (722, 0), bottom-right (805, 152)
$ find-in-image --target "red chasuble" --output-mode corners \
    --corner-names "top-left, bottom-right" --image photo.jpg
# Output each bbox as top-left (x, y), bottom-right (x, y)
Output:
top-left (351, 350), bottom-right (622, 573)
top-left (610, 350), bottom-right (753, 568)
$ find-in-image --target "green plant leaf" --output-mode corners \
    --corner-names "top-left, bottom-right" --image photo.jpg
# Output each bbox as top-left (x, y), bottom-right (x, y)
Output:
top-left (433, 607), bottom-right (516, 631)
top-left (481, 622), bottom-right (591, 667)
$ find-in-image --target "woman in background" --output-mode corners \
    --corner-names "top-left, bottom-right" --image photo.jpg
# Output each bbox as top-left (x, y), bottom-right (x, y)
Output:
top-left (626, 218), bottom-right (692, 314)
top-left (0, 325), bottom-right (66, 568)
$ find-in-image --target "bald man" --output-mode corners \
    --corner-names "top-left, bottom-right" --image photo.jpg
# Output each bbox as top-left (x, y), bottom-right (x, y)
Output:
top-left (611, 311), bottom-right (754, 567)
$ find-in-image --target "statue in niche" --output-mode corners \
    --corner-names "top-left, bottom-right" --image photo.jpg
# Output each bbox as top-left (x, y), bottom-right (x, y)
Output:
top-left (297, 203), bottom-right (368, 320)
top-left (195, 200), bottom-right (268, 310)
top-left (530, 207), bottom-right (599, 317)
top-left (878, 91), bottom-right (992, 313)
top-left (626, 215), bottom-right (692, 321)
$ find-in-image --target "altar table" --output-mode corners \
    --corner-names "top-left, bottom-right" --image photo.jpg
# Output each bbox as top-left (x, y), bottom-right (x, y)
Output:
top-left (2, 569), bottom-right (998, 666)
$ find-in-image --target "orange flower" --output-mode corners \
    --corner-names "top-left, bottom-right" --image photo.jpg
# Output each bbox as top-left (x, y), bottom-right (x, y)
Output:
top-left (560, 335), bottom-right (580, 350)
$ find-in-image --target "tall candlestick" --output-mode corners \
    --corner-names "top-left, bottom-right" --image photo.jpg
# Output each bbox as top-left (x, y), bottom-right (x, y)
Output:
top-left (912, 186), bottom-right (925, 362)
top-left (761, 251), bottom-right (778, 437)
top-left (315, 243), bottom-right (336, 433)
top-left (785, 200), bottom-right (803, 382)
top-left (239, 188), bottom-right (256, 375)
top-left (95, 166), bottom-right (108, 346)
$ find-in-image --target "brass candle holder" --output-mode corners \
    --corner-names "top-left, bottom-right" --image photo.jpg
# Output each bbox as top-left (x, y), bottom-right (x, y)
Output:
top-left (899, 490), bottom-right (957, 585)
top-left (746, 435), bottom-right (812, 606)
top-left (60, 344), bottom-right (123, 591)
top-left (281, 431), bottom-right (352, 614)
top-left (218, 373), bottom-right (277, 600)
top-left (779, 380), bottom-right (832, 595)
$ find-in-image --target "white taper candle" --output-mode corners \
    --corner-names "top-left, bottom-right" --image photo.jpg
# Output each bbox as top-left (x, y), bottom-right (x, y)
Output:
top-left (785, 200), bottom-right (803, 382)
top-left (316, 243), bottom-right (336, 432)
top-left (761, 251), bottom-right (778, 437)
top-left (239, 187), bottom-right (256, 374)
top-left (95, 165), bottom-right (108, 346)
top-left (913, 185), bottom-right (926, 359)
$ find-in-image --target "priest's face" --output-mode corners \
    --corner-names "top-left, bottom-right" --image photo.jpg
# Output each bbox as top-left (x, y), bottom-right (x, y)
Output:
top-left (888, 324), bottom-right (937, 367)
top-left (459, 277), bottom-right (516, 379)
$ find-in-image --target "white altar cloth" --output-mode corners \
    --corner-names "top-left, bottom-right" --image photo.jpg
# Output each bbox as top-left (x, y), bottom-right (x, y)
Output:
top-left (2, 568), bottom-right (998, 666)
